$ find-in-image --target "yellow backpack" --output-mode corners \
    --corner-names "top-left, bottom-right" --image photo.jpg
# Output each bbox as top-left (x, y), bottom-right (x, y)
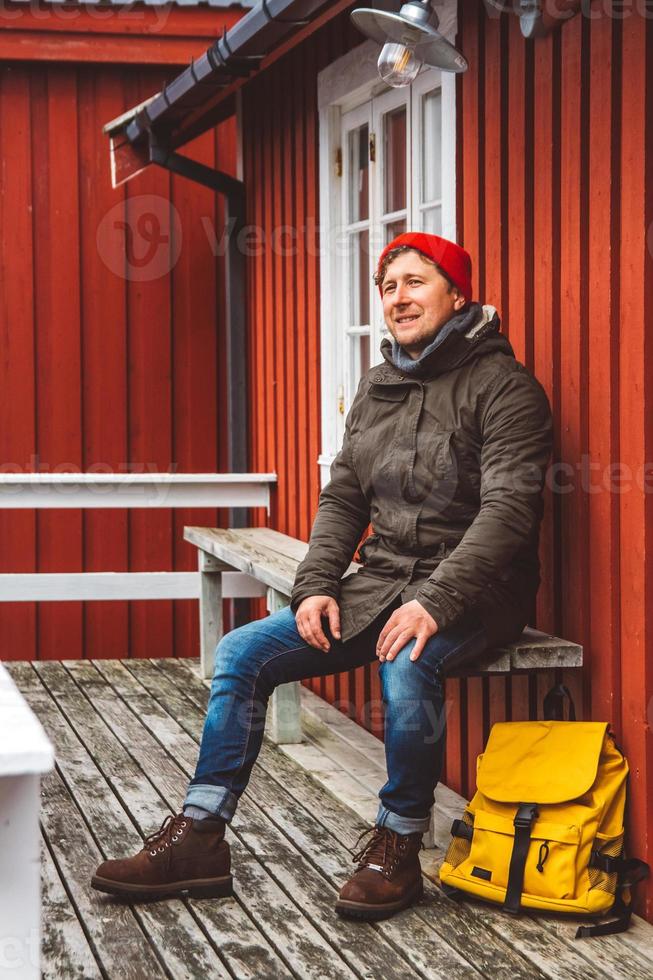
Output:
top-left (438, 684), bottom-right (649, 937)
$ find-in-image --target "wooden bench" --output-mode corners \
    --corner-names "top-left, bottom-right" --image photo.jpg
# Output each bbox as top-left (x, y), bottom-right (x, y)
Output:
top-left (184, 526), bottom-right (583, 748)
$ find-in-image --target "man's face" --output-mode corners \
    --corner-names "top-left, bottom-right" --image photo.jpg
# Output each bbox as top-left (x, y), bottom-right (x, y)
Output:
top-left (380, 250), bottom-right (467, 359)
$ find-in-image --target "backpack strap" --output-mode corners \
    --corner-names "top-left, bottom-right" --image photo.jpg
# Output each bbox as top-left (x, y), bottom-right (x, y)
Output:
top-left (503, 802), bottom-right (539, 914)
top-left (576, 854), bottom-right (650, 937)
top-left (440, 881), bottom-right (465, 902)
top-left (542, 683), bottom-right (577, 721)
top-left (450, 817), bottom-right (473, 841)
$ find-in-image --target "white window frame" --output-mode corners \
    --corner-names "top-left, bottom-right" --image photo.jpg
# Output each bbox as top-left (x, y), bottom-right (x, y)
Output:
top-left (317, 38), bottom-right (457, 487)
top-left (340, 98), bottom-right (375, 426)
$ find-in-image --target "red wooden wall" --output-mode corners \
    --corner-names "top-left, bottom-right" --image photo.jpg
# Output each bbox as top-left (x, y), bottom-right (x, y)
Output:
top-left (0, 30), bottom-right (241, 660)
top-left (241, 3), bottom-right (653, 919)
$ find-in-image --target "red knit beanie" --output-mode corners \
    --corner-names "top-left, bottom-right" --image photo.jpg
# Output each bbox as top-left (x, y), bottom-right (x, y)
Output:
top-left (376, 232), bottom-right (473, 302)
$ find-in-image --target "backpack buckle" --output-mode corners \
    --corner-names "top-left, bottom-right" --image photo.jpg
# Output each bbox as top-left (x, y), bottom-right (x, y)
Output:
top-left (513, 802), bottom-right (539, 828)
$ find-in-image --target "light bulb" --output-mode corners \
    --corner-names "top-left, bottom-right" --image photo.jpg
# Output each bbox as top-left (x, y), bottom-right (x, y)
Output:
top-left (377, 42), bottom-right (422, 88)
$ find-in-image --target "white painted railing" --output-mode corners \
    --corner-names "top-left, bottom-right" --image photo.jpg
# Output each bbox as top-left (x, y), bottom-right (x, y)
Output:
top-left (0, 473), bottom-right (276, 603)
top-left (0, 663), bottom-right (54, 979)
top-left (0, 472), bottom-right (275, 509)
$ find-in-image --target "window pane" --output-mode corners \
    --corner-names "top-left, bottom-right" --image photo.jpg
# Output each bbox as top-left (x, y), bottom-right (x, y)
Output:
top-left (348, 124), bottom-right (369, 223)
top-left (350, 333), bottom-right (371, 398)
top-left (384, 106), bottom-right (407, 215)
top-left (349, 228), bottom-right (370, 325)
top-left (421, 206), bottom-right (442, 235)
top-left (421, 88), bottom-right (442, 204)
top-left (385, 218), bottom-right (406, 243)
top-left (359, 334), bottom-right (371, 375)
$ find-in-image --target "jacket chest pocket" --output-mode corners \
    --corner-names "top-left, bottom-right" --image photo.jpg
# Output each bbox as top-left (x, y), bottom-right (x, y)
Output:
top-left (354, 426), bottom-right (459, 516)
top-left (406, 428), bottom-right (458, 507)
top-left (354, 385), bottom-right (459, 509)
top-left (352, 386), bottom-right (409, 493)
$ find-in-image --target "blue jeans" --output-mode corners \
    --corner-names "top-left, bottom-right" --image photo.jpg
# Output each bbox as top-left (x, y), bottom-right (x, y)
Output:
top-left (185, 595), bottom-right (489, 835)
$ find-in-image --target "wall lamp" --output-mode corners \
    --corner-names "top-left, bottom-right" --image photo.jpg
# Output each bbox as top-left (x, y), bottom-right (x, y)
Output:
top-left (486, 0), bottom-right (583, 38)
top-left (350, 0), bottom-right (468, 87)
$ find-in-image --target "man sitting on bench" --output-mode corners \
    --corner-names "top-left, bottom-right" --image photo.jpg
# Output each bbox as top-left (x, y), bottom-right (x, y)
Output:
top-left (92, 232), bottom-right (553, 921)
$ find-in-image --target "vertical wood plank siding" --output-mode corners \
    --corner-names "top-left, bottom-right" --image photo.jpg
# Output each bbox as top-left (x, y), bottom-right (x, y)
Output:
top-left (0, 62), bottom-right (235, 661)
top-left (242, 4), bottom-right (652, 918)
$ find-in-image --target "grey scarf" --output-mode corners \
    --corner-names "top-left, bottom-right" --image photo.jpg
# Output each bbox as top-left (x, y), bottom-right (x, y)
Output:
top-left (390, 301), bottom-right (484, 374)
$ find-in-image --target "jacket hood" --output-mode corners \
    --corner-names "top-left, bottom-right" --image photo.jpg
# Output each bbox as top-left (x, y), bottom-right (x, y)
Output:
top-left (379, 304), bottom-right (515, 379)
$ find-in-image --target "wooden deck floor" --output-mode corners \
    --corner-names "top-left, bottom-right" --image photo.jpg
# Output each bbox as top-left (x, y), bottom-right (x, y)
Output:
top-left (8, 657), bottom-right (653, 980)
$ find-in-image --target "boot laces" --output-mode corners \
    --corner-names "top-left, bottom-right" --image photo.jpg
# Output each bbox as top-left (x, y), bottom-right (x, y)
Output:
top-left (352, 825), bottom-right (420, 872)
top-left (145, 813), bottom-right (187, 869)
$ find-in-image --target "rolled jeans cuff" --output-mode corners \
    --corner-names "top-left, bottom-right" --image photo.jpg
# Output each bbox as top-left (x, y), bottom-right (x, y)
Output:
top-left (184, 784), bottom-right (238, 823)
top-left (376, 802), bottom-right (431, 835)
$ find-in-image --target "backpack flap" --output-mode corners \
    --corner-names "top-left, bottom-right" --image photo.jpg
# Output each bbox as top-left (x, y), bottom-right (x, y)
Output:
top-left (477, 720), bottom-right (609, 804)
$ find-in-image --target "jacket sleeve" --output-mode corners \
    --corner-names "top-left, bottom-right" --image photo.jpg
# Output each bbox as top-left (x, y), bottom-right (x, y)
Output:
top-left (414, 369), bottom-right (554, 630)
top-left (290, 379), bottom-right (371, 614)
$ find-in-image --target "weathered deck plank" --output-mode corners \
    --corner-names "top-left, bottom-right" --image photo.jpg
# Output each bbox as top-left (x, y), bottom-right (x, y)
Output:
top-left (7, 657), bottom-right (653, 980)
top-left (40, 839), bottom-right (103, 980)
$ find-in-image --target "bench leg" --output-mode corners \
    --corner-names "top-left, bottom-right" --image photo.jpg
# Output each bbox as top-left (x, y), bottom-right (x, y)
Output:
top-left (266, 588), bottom-right (303, 744)
top-left (198, 550), bottom-right (233, 680)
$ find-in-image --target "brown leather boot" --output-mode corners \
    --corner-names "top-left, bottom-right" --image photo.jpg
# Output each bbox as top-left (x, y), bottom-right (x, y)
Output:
top-left (335, 824), bottom-right (424, 920)
top-left (91, 812), bottom-right (232, 899)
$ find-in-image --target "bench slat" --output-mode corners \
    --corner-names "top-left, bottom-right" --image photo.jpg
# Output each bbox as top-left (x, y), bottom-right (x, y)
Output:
top-left (184, 526), bottom-right (360, 595)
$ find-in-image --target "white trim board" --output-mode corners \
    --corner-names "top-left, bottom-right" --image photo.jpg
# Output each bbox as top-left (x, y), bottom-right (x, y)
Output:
top-left (0, 571), bottom-right (267, 603)
top-left (0, 473), bottom-right (276, 511)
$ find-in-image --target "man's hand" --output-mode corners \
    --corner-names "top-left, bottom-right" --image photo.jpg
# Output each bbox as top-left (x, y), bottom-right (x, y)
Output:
top-left (295, 595), bottom-right (341, 652)
top-left (376, 599), bottom-right (438, 663)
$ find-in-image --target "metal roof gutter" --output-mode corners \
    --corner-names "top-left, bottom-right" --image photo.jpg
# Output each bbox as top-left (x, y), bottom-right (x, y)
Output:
top-left (104, 0), bottom-right (353, 160)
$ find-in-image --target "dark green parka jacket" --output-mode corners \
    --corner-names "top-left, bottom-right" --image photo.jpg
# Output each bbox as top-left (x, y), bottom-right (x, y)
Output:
top-left (290, 305), bottom-right (554, 648)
